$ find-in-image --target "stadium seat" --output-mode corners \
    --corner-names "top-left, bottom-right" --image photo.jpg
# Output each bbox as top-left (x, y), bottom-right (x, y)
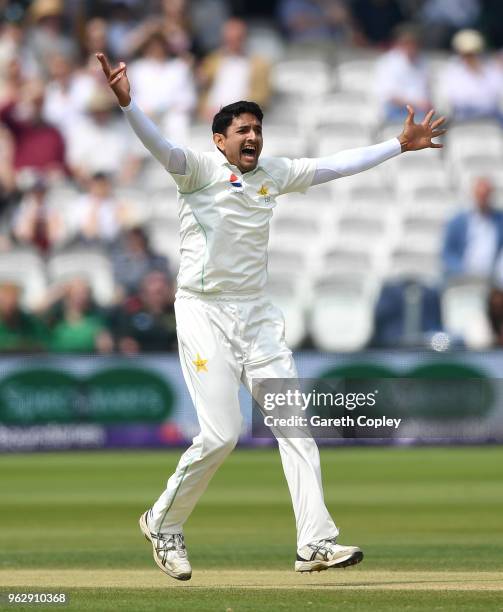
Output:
top-left (115, 188), bottom-right (150, 226)
top-left (187, 124), bottom-right (215, 153)
top-left (309, 92), bottom-right (378, 131)
top-left (0, 248), bottom-right (47, 310)
top-left (265, 274), bottom-right (306, 349)
top-left (137, 159), bottom-right (175, 193)
top-left (309, 272), bottom-right (376, 351)
top-left (260, 125), bottom-right (307, 158)
top-left (455, 155), bottom-right (503, 197)
top-left (441, 277), bottom-right (492, 348)
top-left (334, 59), bottom-right (377, 97)
top-left (405, 186), bottom-right (458, 211)
top-left (446, 121), bottom-right (503, 164)
top-left (385, 240), bottom-right (440, 283)
top-left (149, 191), bottom-right (180, 223)
top-left (146, 218), bottom-right (181, 265)
top-left (329, 165), bottom-right (388, 197)
top-left (394, 167), bottom-right (450, 198)
top-left (47, 248), bottom-right (116, 306)
top-left (271, 59), bottom-right (331, 98)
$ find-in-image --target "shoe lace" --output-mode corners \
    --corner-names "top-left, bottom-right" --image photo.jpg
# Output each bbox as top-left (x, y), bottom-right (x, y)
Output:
top-left (307, 537), bottom-right (338, 561)
top-left (153, 532), bottom-right (187, 556)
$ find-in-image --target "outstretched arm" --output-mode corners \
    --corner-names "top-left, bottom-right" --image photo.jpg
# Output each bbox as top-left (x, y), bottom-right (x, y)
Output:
top-left (311, 106), bottom-right (446, 186)
top-left (96, 53), bottom-right (187, 175)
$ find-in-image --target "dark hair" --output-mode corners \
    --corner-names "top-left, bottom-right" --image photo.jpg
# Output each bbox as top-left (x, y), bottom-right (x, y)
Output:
top-left (212, 100), bottom-right (263, 135)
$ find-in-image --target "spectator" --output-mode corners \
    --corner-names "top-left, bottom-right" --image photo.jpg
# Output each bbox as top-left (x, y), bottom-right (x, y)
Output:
top-left (71, 172), bottom-right (132, 245)
top-left (419, 0), bottom-right (480, 49)
top-left (42, 53), bottom-right (95, 138)
top-left (442, 177), bottom-right (503, 279)
top-left (126, 0), bottom-right (192, 60)
top-left (189, 0), bottom-right (230, 54)
top-left (0, 281), bottom-right (47, 352)
top-left (198, 18), bottom-right (271, 121)
top-left (0, 57), bottom-right (25, 105)
top-left (0, 21), bottom-right (23, 77)
top-left (66, 87), bottom-right (138, 185)
top-left (442, 29), bottom-right (503, 122)
top-left (375, 24), bottom-right (431, 122)
top-left (128, 32), bottom-right (196, 142)
top-left (488, 285), bottom-right (503, 347)
top-left (113, 270), bottom-right (177, 353)
top-left (277, 0), bottom-right (351, 44)
top-left (24, 0), bottom-right (78, 79)
top-left (350, 0), bottom-right (404, 47)
top-left (0, 126), bottom-right (15, 213)
top-left (372, 279), bottom-right (442, 347)
top-left (43, 277), bottom-right (113, 353)
top-left (81, 17), bottom-right (112, 76)
top-left (11, 174), bottom-right (65, 253)
top-left (106, 1), bottom-right (139, 60)
top-left (111, 227), bottom-right (170, 297)
top-left (0, 79), bottom-right (67, 182)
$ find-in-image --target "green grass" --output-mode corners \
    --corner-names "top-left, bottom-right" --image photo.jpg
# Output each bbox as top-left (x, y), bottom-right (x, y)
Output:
top-left (1, 447), bottom-right (502, 610)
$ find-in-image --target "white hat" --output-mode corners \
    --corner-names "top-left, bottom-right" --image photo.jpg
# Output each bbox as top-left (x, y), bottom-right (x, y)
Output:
top-left (452, 29), bottom-right (485, 55)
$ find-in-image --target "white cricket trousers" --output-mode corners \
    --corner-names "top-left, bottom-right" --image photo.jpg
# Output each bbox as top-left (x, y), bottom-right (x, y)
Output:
top-left (149, 292), bottom-right (338, 549)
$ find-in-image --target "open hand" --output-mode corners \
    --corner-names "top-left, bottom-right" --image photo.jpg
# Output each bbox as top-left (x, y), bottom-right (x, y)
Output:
top-left (398, 106), bottom-right (446, 152)
top-left (96, 52), bottom-right (131, 107)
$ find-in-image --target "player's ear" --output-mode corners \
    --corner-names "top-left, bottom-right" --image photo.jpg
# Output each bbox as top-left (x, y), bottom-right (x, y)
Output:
top-left (213, 132), bottom-right (225, 153)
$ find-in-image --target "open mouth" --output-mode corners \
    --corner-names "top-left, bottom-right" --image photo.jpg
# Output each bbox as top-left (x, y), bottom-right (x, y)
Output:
top-left (241, 144), bottom-right (257, 162)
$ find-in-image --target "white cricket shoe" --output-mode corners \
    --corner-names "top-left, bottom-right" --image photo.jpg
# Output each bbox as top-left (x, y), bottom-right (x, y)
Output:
top-left (139, 510), bottom-right (192, 581)
top-left (295, 537), bottom-right (363, 573)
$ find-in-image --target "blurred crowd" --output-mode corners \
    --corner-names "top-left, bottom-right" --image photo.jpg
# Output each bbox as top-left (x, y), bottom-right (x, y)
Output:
top-left (1, 0), bottom-right (503, 353)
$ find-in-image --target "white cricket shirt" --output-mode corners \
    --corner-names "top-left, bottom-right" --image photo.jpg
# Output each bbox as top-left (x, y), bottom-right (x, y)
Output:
top-left (122, 100), bottom-right (401, 297)
top-left (171, 149), bottom-right (316, 296)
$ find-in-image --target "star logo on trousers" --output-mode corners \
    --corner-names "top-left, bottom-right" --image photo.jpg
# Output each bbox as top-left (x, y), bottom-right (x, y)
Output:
top-left (192, 353), bottom-right (208, 372)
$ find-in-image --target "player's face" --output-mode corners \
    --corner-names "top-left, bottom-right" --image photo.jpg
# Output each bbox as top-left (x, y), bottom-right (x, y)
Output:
top-left (213, 113), bottom-right (263, 173)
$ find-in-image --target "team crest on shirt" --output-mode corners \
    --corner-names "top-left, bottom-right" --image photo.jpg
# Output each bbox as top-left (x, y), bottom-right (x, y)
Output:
top-left (257, 184), bottom-right (271, 204)
top-left (192, 353), bottom-right (208, 373)
top-left (229, 173), bottom-right (243, 193)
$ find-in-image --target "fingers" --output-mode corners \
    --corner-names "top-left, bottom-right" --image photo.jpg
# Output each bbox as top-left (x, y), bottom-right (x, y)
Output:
top-left (110, 68), bottom-right (126, 85)
top-left (431, 129), bottom-right (447, 138)
top-left (431, 115), bottom-right (446, 129)
top-left (96, 52), bottom-right (111, 78)
top-left (110, 62), bottom-right (126, 80)
top-left (430, 142), bottom-right (443, 148)
top-left (405, 104), bottom-right (415, 125)
top-left (422, 108), bottom-right (435, 126)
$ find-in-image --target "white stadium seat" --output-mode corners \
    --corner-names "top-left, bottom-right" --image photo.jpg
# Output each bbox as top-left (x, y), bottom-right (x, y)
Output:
top-left (265, 274), bottom-right (306, 349)
top-left (309, 272), bottom-right (376, 351)
top-left (334, 59), bottom-right (377, 97)
top-left (441, 277), bottom-right (492, 349)
top-left (47, 248), bottom-right (116, 306)
top-left (146, 219), bottom-right (181, 266)
top-left (271, 60), bottom-right (331, 98)
top-left (0, 249), bottom-right (47, 310)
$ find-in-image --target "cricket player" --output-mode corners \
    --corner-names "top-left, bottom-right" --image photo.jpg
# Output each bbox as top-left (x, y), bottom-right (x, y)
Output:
top-left (97, 52), bottom-right (445, 581)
